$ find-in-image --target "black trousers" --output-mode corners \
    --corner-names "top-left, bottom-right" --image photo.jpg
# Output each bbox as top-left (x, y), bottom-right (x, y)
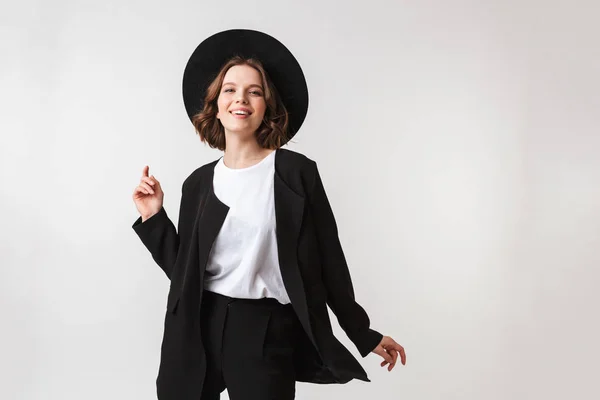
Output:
top-left (199, 290), bottom-right (302, 400)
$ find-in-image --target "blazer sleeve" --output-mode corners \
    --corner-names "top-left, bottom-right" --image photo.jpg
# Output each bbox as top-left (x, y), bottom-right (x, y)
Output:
top-left (308, 162), bottom-right (383, 357)
top-left (131, 182), bottom-right (185, 280)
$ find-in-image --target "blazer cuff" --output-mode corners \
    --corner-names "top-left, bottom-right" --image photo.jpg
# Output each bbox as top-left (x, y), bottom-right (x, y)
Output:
top-left (355, 328), bottom-right (384, 358)
top-left (132, 207), bottom-right (168, 237)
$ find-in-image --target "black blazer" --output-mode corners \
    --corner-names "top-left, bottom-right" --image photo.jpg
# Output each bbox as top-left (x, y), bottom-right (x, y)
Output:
top-left (133, 148), bottom-right (382, 400)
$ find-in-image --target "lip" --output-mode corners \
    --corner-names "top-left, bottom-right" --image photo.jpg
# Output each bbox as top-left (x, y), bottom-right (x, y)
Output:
top-left (230, 113), bottom-right (250, 119)
top-left (229, 108), bottom-right (252, 115)
top-left (229, 108), bottom-right (252, 119)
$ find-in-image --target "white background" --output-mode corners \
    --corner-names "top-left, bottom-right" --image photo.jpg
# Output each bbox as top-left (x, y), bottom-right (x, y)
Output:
top-left (1, 0), bottom-right (599, 399)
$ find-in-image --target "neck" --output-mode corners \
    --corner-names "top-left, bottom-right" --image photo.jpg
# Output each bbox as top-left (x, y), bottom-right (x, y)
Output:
top-left (222, 132), bottom-right (274, 169)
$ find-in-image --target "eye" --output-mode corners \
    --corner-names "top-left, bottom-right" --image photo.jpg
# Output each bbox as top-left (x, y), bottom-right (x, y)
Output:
top-left (250, 90), bottom-right (263, 96)
top-left (223, 88), bottom-right (234, 93)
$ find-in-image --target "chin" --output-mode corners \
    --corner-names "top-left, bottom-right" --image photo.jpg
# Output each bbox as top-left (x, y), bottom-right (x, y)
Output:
top-left (224, 126), bottom-right (260, 138)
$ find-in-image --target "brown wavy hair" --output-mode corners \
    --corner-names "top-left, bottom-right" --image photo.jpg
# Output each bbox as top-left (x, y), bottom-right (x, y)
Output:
top-left (192, 56), bottom-right (290, 150)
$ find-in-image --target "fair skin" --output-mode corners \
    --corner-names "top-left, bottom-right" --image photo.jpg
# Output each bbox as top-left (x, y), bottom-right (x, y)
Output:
top-left (132, 64), bottom-right (406, 371)
top-left (215, 64), bottom-right (274, 169)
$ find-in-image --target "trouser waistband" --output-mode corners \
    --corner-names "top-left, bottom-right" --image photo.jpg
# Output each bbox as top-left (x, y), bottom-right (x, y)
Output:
top-left (202, 290), bottom-right (294, 310)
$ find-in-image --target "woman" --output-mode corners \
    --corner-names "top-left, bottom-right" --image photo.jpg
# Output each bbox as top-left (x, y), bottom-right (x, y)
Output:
top-left (132, 29), bottom-right (406, 400)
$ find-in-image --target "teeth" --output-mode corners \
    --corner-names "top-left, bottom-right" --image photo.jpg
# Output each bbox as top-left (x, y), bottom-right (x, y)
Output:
top-left (232, 110), bottom-right (249, 115)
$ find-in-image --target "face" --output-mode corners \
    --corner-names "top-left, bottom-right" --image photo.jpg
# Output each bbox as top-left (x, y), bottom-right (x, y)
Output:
top-left (216, 64), bottom-right (267, 138)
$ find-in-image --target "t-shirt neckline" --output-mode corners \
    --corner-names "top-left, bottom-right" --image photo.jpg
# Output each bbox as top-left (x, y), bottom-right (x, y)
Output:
top-left (219, 149), bottom-right (276, 172)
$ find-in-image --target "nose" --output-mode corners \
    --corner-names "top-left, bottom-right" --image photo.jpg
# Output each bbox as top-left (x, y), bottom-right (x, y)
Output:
top-left (235, 91), bottom-right (248, 104)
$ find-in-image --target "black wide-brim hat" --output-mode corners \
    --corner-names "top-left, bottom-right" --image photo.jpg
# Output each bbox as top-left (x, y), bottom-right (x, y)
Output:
top-left (182, 29), bottom-right (309, 142)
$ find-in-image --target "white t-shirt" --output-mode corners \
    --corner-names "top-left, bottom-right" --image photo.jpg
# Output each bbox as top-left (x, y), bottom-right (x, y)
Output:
top-left (204, 150), bottom-right (291, 304)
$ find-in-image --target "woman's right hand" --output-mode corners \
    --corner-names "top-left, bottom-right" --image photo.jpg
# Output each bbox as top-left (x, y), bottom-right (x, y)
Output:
top-left (132, 165), bottom-right (164, 222)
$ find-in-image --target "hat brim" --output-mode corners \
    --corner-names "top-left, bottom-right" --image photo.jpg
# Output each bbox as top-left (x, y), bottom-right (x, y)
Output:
top-left (182, 29), bottom-right (309, 143)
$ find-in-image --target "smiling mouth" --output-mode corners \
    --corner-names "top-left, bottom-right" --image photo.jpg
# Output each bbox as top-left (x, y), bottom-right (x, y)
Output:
top-left (230, 111), bottom-right (252, 116)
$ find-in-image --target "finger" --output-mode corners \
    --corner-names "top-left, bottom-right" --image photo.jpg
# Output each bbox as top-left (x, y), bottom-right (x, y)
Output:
top-left (383, 348), bottom-right (395, 371)
top-left (141, 176), bottom-right (156, 186)
top-left (139, 182), bottom-right (154, 194)
top-left (150, 174), bottom-right (160, 185)
top-left (137, 183), bottom-right (151, 195)
top-left (399, 346), bottom-right (407, 365)
top-left (378, 347), bottom-right (394, 364)
top-left (388, 349), bottom-right (398, 371)
top-left (142, 165), bottom-right (149, 178)
top-left (385, 338), bottom-right (406, 365)
top-left (134, 185), bottom-right (149, 195)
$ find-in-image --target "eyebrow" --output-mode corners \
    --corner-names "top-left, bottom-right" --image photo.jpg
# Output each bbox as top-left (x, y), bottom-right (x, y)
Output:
top-left (222, 82), bottom-right (264, 90)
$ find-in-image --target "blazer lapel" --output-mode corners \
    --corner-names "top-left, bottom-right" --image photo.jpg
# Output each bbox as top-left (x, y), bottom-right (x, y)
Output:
top-left (197, 186), bottom-right (229, 277)
top-left (273, 150), bottom-right (319, 350)
top-left (176, 164), bottom-right (229, 311)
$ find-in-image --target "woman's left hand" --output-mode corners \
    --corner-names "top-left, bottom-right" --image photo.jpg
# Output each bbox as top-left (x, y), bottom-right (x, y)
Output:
top-left (371, 336), bottom-right (406, 371)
